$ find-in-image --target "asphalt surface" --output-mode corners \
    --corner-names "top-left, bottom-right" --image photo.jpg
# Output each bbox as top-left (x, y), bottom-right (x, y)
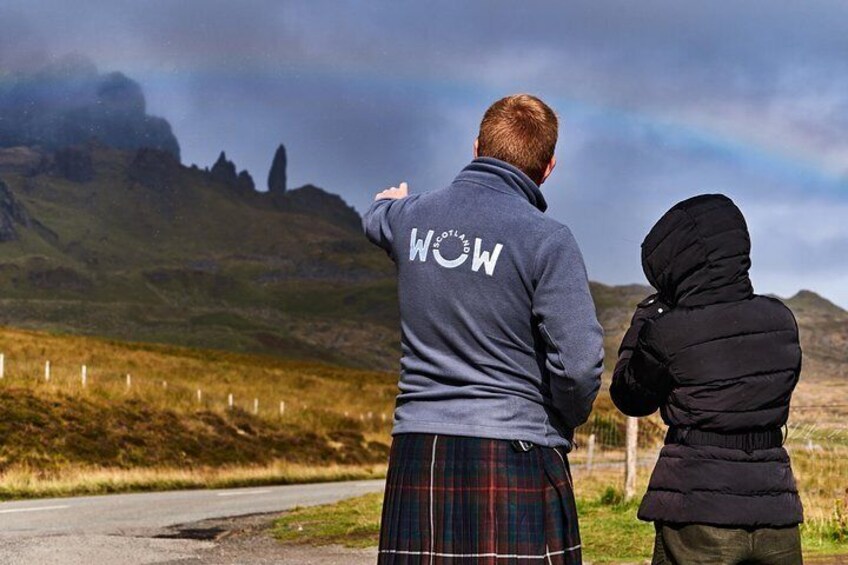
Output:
top-left (0, 480), bottom-right (385, 564)
top-left (0, 458), bottom-right (662, 564)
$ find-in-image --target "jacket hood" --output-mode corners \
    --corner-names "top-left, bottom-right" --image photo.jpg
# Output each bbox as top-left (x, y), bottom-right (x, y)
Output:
top-left (641, 194), bottom-right (753, 307)
top-left (455, 157), bottom-right (548, 212)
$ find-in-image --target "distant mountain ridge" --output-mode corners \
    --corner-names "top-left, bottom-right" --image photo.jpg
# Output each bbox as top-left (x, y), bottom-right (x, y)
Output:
top-left (784, 290), bottom-right (847, 317)
top-left (594, 283), bottom-right (848, 395)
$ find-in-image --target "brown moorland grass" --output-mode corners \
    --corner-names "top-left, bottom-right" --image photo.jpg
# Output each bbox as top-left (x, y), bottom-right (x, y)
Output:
top-left (0, 325), bottom-right (397, 497)
top-left (0, 326), bottom-right (397, 423)
top-left (0, 462), bottom-right (387, 500)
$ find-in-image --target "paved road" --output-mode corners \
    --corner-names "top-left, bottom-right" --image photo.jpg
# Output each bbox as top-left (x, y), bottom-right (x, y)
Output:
top-left (0, 458), bottom-right (662, 564)
top-left (0, 480), bottom-right (385, 564)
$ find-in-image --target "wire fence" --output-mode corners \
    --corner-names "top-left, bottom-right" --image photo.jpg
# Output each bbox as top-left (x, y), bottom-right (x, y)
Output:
top-left (0, 352), bottom-right (395, 434)
top-left (1, 351), bottom-right (844, 451)
top-left (569, 403), bottom-right (848, 475)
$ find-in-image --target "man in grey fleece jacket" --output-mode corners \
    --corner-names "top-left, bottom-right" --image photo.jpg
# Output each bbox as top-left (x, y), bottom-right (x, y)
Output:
top-left (363, 95), bottom-right (603, 451)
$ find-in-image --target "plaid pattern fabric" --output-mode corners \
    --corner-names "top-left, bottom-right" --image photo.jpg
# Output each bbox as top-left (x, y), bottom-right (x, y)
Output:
top-left (378, 433), bottom-right (581, 564)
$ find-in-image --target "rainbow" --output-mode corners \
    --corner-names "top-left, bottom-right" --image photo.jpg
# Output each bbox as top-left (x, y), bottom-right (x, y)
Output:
top-left (4, 53), bottom-right (846, 195)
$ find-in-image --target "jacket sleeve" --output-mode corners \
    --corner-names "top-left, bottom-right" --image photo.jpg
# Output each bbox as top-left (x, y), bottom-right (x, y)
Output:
top-left (532, 226), bottom-right (605, 430)
top-left (610, 296), bottom-right (672, 417)
top-left (362, 198), bottom-right (404, 255)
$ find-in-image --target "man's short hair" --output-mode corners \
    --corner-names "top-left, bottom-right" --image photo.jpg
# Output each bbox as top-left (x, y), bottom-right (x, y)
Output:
top-left (477, 94), bottom-right (558, 184)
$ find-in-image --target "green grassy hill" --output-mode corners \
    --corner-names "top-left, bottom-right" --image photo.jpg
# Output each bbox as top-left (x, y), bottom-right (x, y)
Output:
top-left (0, 144), bottom-right (397, 369)
top-left (1, 142), bottom-right (845, 383)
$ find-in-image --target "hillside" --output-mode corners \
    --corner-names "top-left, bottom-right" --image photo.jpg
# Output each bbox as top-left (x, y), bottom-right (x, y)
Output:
top-left (782, 290), bottom-right (848, 407)
top-left (784, 290), bottom-right (848, 364)
top-left (0, 144), bottom-right (397, 369)
top-left (1, 56), bottom-right (844, 386)
top-left (0, 325), bottom-right (392, 497)
top-left (0, 326), bottom-right (395, 472)
top-left (0, 142), bottom-right (845, 385)
top-left (591, 283), bottom-right (848, 391)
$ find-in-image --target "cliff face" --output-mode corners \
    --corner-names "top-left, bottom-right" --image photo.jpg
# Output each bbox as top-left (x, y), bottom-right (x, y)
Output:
top-left (0, 179), bottom-right (30, 242)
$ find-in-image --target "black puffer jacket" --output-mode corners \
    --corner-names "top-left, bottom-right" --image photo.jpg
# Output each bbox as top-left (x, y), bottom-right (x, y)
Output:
top-left (611, 194), bottom-right (803, 527)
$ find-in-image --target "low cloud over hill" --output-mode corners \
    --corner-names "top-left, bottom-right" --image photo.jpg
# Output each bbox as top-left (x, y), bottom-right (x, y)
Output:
top-left (0, 55), bottom-right (179, 159)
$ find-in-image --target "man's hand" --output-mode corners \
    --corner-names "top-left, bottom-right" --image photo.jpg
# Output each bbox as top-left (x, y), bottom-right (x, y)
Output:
top-left (375, 182), bottom-right (409, 201)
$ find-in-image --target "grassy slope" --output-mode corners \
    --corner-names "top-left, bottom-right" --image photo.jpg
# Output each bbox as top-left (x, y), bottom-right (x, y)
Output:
top-left (0, 325), bottom-right (396, 498)
top-left (0, 145), bottom-right (398, 369)
top-left (2, 145), bottom-right (845, 382)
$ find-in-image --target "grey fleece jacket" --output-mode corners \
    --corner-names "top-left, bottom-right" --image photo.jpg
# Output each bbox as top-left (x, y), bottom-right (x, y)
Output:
top-left (363, 157), bottom-right (603, 448)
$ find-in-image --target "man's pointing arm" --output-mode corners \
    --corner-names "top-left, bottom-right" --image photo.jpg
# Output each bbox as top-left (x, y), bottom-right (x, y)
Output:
top-left (362, 181), bottom-right (409, 253)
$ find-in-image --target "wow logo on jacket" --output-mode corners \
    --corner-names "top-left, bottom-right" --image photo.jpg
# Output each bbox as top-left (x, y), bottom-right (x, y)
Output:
top-left (409, 228), bottom-right (504, 276)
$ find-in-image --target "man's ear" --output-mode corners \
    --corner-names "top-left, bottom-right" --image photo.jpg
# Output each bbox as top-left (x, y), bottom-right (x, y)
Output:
top-left (473, 138), bottom-right (479, 159)
top-left (540, 155), bottom-right (556, 185)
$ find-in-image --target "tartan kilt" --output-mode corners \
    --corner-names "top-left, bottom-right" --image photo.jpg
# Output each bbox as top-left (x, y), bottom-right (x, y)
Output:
top-left (378, 433), bottom-right (582, 564)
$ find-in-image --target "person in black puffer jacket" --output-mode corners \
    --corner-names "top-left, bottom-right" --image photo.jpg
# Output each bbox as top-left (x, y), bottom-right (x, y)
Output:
top-left (611, 194), bottom-right (803, 564)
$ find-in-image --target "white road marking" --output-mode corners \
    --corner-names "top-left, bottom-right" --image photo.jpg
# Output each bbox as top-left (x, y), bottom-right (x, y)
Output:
top-left (0, 505), bottom-right (70, 514)
top-left (215, 489), bottom-right (272, 497)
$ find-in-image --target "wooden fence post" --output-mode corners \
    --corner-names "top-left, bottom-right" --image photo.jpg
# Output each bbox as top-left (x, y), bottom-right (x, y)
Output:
top-left (228, 393), bottom-right (234, 410)
top-left (1, 353), bottom-right (5, 379)
top-left (81, 364), bottom-right (88, 388)
top-left (587, 433), bottom-right (596, 474)
top-left (45, 360), bottom-right (51, 382)
top-left (279, 400), bottom-right (286, 417)
top-left (624, 417), bottom-right (638, 500)
top-left (126, 374), bottom-right (132, 389)
top-left (197, 389), bottom-right (203, 403)
top-left (253, 398), bottom-right (259, 415)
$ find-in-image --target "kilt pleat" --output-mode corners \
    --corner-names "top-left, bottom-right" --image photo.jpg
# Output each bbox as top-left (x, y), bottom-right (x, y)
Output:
top-left (378, 433), bottom-right (582, 565)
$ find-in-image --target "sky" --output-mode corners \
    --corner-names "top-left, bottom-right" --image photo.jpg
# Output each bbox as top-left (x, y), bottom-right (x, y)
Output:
top-left (2, 1), bottom-right (847, 306)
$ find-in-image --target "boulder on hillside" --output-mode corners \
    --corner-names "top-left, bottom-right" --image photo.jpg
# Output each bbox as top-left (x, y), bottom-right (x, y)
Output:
top-left (268, 144), bottom-right (287, 193)
top-left (0, 179), bottom-right (31, 241)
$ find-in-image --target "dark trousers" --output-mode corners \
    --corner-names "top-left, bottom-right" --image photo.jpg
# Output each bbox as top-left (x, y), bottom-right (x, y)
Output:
top-left (652, 523), bottom-right (802, 565)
